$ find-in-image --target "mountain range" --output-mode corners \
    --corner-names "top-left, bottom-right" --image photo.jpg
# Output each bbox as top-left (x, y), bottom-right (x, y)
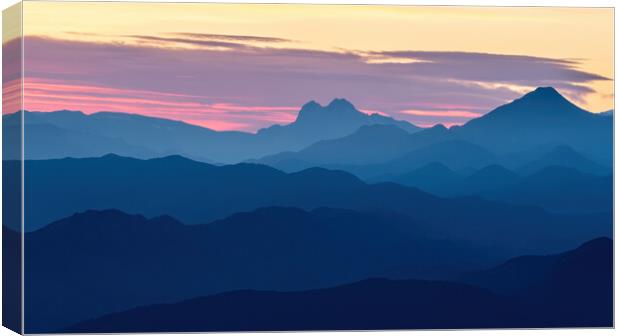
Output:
top-left (4, 86), bottom-right (614, 333)
top-left (4, 87), bottom-right (612, 172)
top-left (3, 98), bottom-right (419, 163)
top-left (254, 88), bottom-right (612, 176)
top-left (13, 154), bottom-right (611, 256)
top-left (376, 162), bottom-right (612, 213)
top-left (22, 207), bottom-right (497, 332)
top-left (62, 237), bottom-right (612, 332)
top-left (20, 206), bottom-right (611, 332)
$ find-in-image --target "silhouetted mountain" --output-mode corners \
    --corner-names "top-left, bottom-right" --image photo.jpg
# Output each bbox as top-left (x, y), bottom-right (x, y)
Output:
top-left (260, 99), bottom-right (419, 139)
top-left (375, 163), bottom-right (610, 213)
top-left (380, 162), bottom-right (462, 193)
top-left (65, 237), bottom-right (612, 333)
top-left (254, 88), bottom-right (611, 174)
top-left (3, 226), bottom-right (21, 334)
top-left (256, 124), bottom-right (413, 168)
top-left (255, 124), bottom-right (450, 172)
top-left (24, 208), bottom-right (493, 332)
top-left (64, 278), bottom-right (529, 333)
top-left (518, 145), bottom-right (609, 175)
top-left (3, 112), bottom-right (160, 160)
top-left (384, 140), bottom-right (496, 173)
top-left (462, 237), bottom-right (612, 327)
top-left (339, 140), bottom-right (496, 179)
top-left (392, 164), bottom-right (520, 197)
top-left (5, 99), bottom-right (419, 163)
top-left (453, 87), bottom-right (612, 164)
top-left (16, 155), bottom-right (611, 255)
top-left (460, 164), bottom-right (520, 192)
top-left (10, 87), bottom-right (611, 170)
top-left (484, 166), bottom-right (612, 213)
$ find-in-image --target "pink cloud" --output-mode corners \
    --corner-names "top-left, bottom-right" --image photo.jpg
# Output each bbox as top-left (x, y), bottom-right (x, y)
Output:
top-left (407, 102), bottom-right (485, 111)
top-left (5, 35), bottom-right (606, 131)
top-left (358, 108), bottom-right (389, 116)
top-left (185, 119), bottom-right (253, 131)
top-left (3, 79), bottom-right (21, 114)
top-left (20, 77), bottom-right (299, 131)
top-left (415, 121), bottom-right (463, 128)
top-left (399, 109), bottom-right (483, 118)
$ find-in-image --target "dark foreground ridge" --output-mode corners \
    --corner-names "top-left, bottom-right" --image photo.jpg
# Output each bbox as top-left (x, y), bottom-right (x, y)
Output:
top-left (64, 237), bottom-right (612, 333)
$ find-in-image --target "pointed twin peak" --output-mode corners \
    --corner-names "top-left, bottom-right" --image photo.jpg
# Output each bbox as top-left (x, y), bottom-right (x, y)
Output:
top-left (296, 98), bottom-right (360, 122)
top-left (300, 98), bottom-right (356, 111)
top-left (327, 98), bottom-right (356, 110)
top-left (300, 100), bottom-right (321, 111)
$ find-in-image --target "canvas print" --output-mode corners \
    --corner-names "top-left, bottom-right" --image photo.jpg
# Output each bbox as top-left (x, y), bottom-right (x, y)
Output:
top-left (2, 2), bottom-right (614, 333)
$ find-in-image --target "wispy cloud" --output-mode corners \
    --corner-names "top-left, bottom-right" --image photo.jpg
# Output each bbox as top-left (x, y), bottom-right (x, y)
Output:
top-left (22, 77), bottom-right (299, 131)
top-left (172, 32), bottom-right (292, 43)
top-left (124, 32), bottom-right (295, 51)
top-left (125, 35), bottom-right (249, 50)
top-left (400, 109), bottom-right (482, 118)
top-left (8, 35), bottom-right (610, 130)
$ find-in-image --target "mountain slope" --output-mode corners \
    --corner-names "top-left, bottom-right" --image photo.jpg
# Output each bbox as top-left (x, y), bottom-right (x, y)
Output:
top-left (64, 237), bottom-right (613, 333)
top-left (337, 139), bottom-right (496, 179)
top-left (461, 237), bottom-right (612, 327)
top-left (17, 155), bottom-right (611, 255)
top-left (255, 124), bottom-right (449, 171)
top-left (518, 145), bottom-right (609, 175)
top-left (3, 114), bottom-right (160, 160)
top-left (383, 162), bottom-right (462, 193)
top-left (483, 166), bottom-right (612, 213)
top-left (64, 278), bottom-right (527, 333)
top-left (24, 207), bottom-right (492, 332)
top-left (255, 87), bottom-right (611, 175)
top-left (453, 87), bottom-right (612, 163)
top-left (256, 124), bottom-right (413, 168)
top-left (6, 99), bottom-right (419, 163)
top-left (257, 99), bottom-right (419, 144)
top-left (376, 163), bottom-right (611, 213)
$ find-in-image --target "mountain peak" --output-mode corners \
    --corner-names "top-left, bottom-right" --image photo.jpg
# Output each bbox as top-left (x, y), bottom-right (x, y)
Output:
top-left (530, 86), bottom-right (561, 96)
top-left (327, 98), bottom-right (356, 110)
top-left (467, 87), bottom-right (590, 127)
top-left (300, 100), bottom-right (321, 110)
top-left (515, 86), bottom-right (576, 107)
top-left (51, 109), bottom-right (86, 115)
top-left (295, 98), bottom-right (361, 123)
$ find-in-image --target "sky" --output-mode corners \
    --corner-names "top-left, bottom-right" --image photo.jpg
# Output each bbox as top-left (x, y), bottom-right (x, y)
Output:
top-left (2, 2), bottom-right (614, 131)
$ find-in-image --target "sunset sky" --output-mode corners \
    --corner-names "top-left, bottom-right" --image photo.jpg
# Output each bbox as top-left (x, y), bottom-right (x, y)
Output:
top-left (3, 2), bottom-right (614, 131)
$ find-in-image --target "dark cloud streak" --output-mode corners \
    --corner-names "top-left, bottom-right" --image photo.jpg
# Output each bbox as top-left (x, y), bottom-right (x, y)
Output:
top-left (15, 35), bottom-right (610, 130)
top-left (172, 32), bottom-right (293, 43)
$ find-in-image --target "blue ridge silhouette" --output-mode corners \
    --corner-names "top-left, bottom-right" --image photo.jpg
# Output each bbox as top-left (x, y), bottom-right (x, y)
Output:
top-left (3, 98), bottom-right (419, 163)
top-left (62, 237), bottom-right (612, 332)
top-left (517, 145), bottom-right (609, 175)
top-left (461, 237), bottom-right (612, 327)
top-left (22, 208), bottom-right (496, 332)
top-left (5, 85), bottom-right (613, 333)
top-left (376, 163), bottom-right (611, 213)
top-left (453, 87), bottom-right (612, 163)
top-left (13, 155), bottom-right (611, 254)
top-left (254, 88), bottom-right (611, 173)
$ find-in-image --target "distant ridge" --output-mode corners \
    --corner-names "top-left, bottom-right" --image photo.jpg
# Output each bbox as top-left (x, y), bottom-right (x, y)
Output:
top-left (4, 98), bottom-right (420, 163)
top-left (16, 154), bottom-right (611, 253)
top-left (4, 87), bottom-right (612, 171)
top-left (254, 87), bottom-right (611, 173)
top-left (452, 87), bottom-right (612, 162)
